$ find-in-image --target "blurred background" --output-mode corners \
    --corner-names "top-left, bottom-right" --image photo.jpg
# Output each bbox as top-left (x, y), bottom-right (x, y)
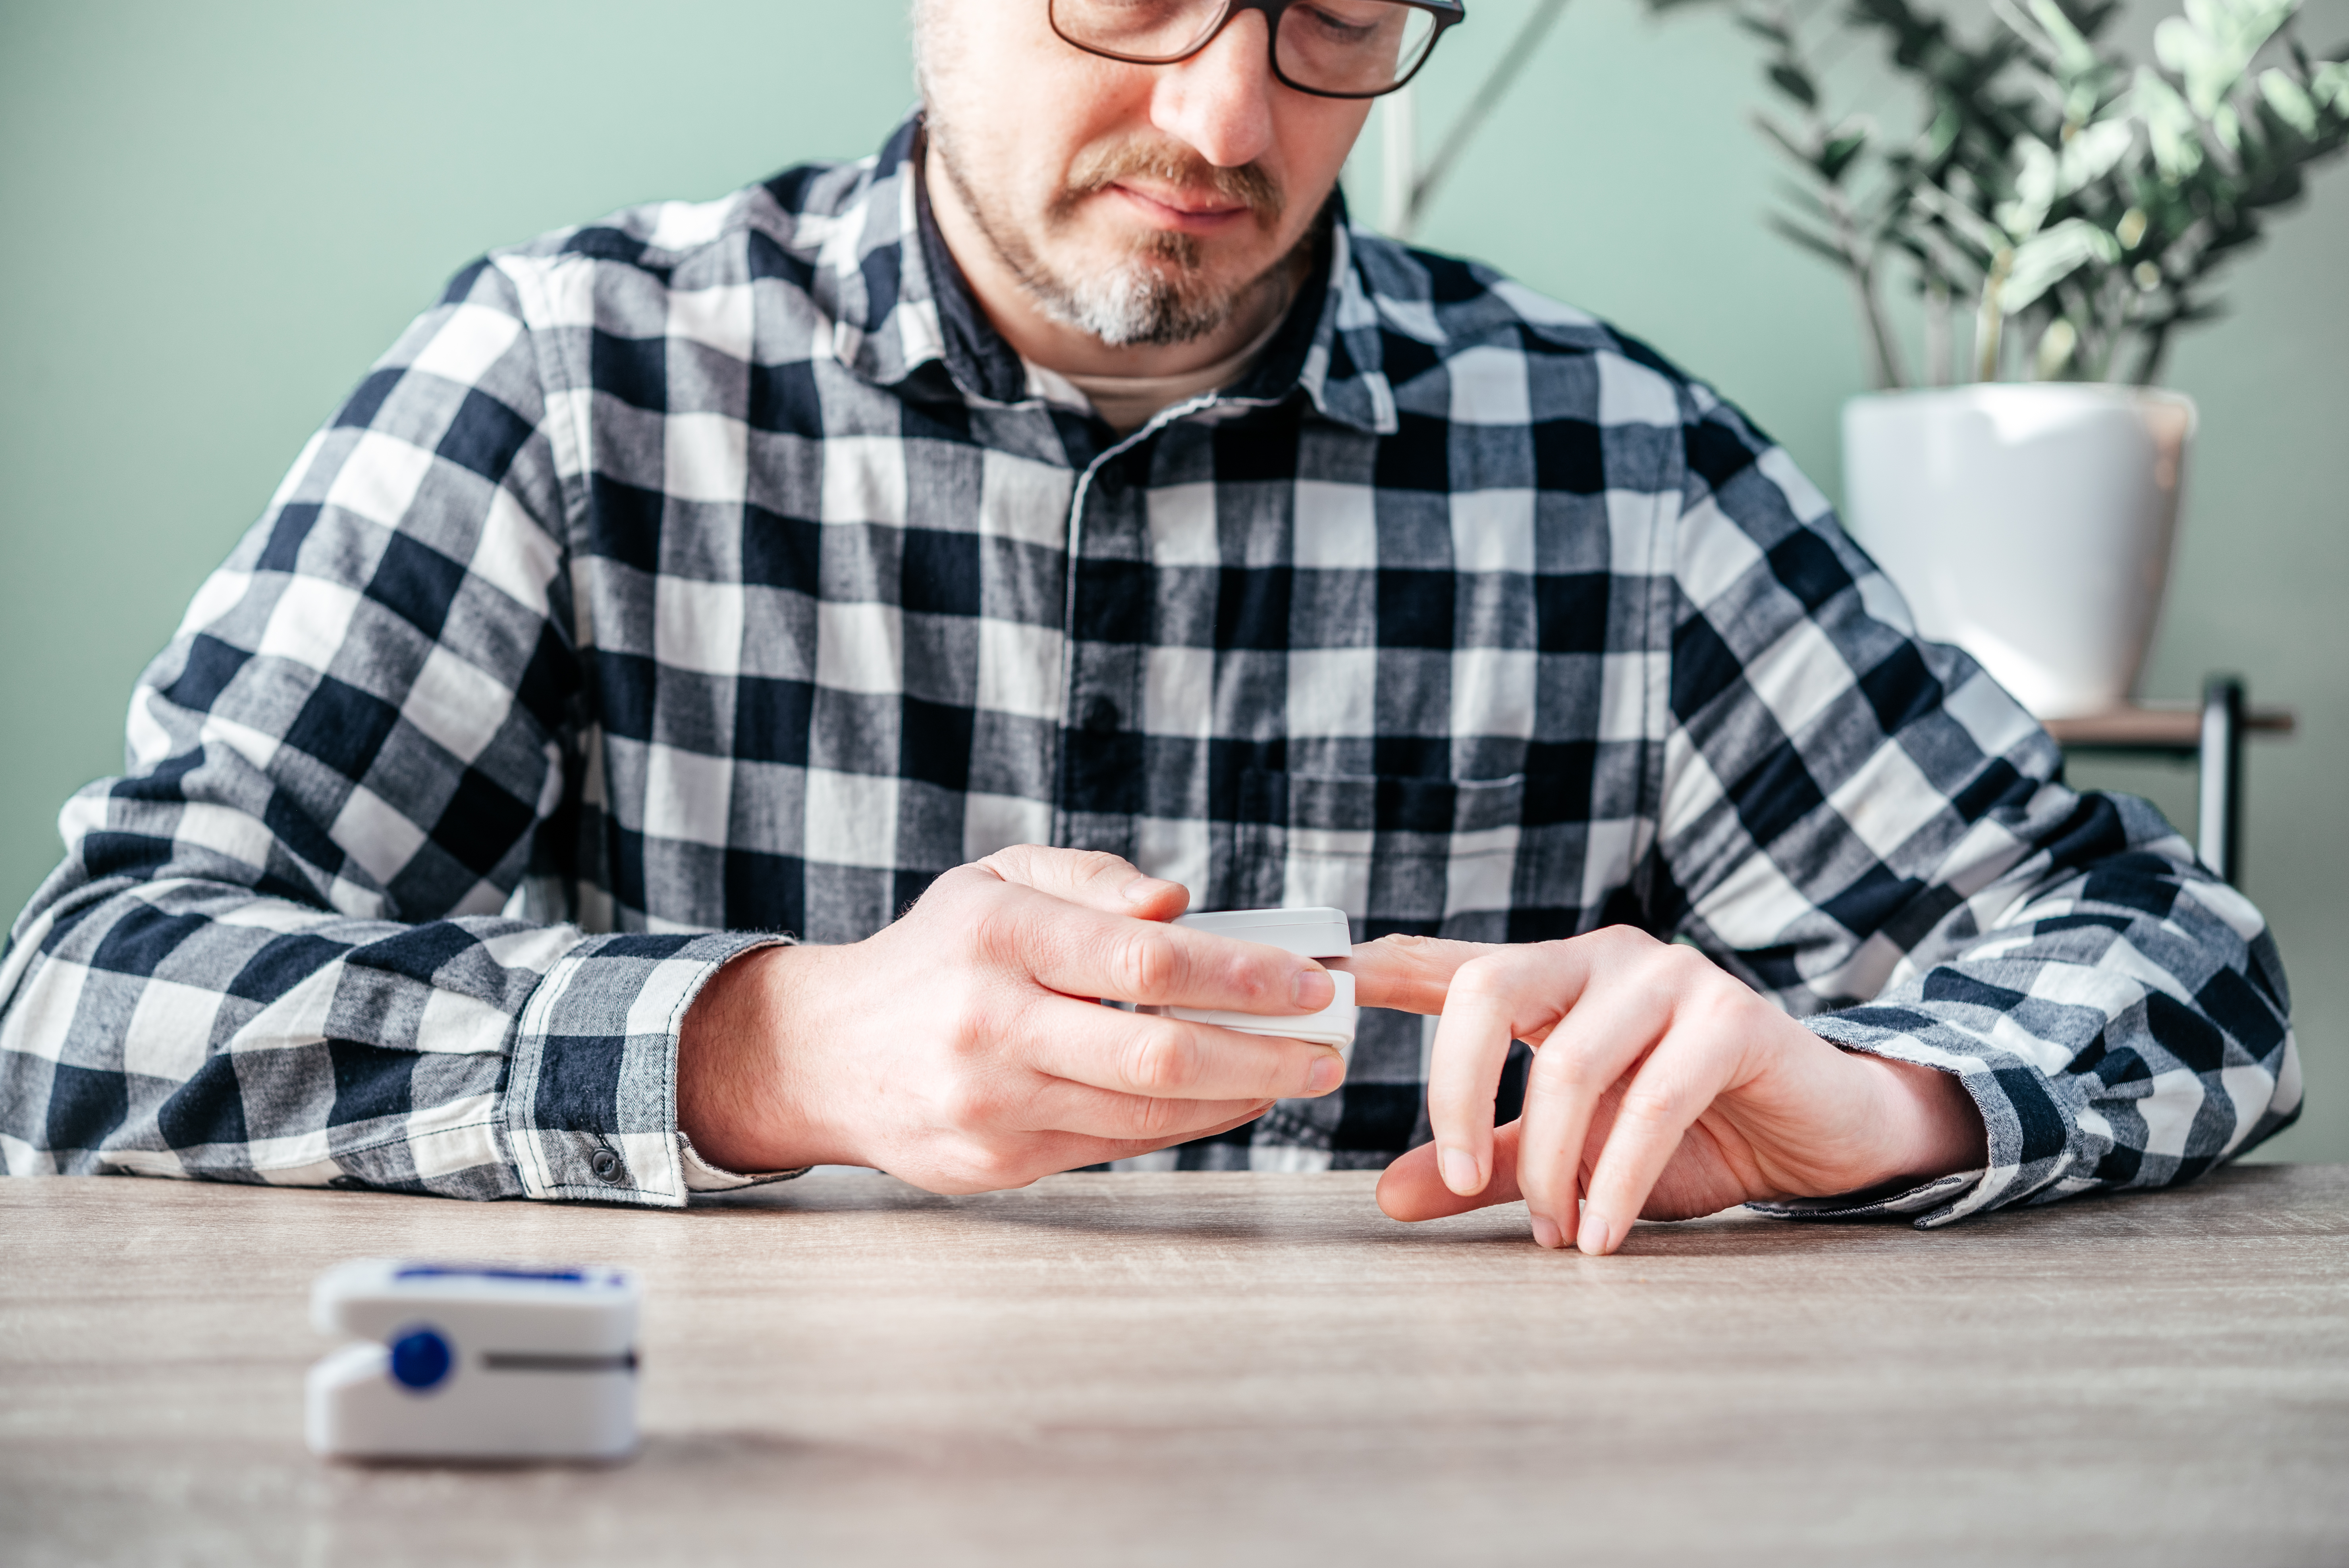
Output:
top-left (3, 0), bottom-right (2342, 1158)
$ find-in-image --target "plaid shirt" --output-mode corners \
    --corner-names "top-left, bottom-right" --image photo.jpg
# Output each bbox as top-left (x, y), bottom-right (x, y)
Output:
top-left (0, 116), bottom-right (2300, 1222)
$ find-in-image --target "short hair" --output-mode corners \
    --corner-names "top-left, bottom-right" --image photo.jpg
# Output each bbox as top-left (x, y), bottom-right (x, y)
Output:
top-left (910, 0), bottom-right (940, 98)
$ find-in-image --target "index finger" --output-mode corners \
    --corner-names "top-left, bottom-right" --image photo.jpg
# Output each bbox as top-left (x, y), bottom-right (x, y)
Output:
top-left (1329, 934), bottom-right (1498, 1013)
top-left (1421, 944), bottom-right (1593, 1198)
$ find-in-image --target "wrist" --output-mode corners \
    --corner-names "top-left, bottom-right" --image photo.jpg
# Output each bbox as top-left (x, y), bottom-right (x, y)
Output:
top-left (1856, 1052), bottom-right (1988, 1189)
top-left (677, 943), bottom-right (851, 1174)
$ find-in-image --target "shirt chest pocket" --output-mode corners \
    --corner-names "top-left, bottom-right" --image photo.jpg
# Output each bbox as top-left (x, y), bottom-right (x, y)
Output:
top-left (1226, 770), bottom-right (1570, 940)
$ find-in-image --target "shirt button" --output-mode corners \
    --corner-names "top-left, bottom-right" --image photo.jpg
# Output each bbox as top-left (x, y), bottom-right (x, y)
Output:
top-left (589, 1148), bottom-right (626, 1184)
top-left (1082, 696), bottom-right (1121, 734)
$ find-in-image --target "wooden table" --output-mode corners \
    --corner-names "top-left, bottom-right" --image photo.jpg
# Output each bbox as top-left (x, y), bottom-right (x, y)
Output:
top-left (6, 1167), bottom-right (2347, 1567)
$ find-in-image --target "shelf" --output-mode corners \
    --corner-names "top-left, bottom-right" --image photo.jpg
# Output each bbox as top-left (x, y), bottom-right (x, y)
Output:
top-left (2044, 704), bottom-right (2297, 754)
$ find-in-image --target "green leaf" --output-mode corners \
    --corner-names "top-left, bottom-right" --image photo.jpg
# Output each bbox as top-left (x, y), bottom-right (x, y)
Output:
top-left (1770, 178), bottom-right (1836, 220)
top-left (2315, 61), bottom-right (2349, 113)
top-left (1732, 12), bottom-right (1792, 45)
top-left (1765, 215), bottom-right (1857, 269)
top-left (2131, 66), bottom-right (2207, 179)
top-left (1909, 181), bottom-right (2013, 256)
top-left (2000, 137), bottom-right (2061, 236)
top-left (2260, 68), bottom-right (2320, 135)
top-left (1820, 125), bottom-right (1873, 182)
top-left (2060, 117), bottom-right (2137, 191)
top-left (1922, 101), bottom-right (1963, 162)
top-left (2155, 0), bottom-right (2299, 118)
top-left (2002, 217), bottom-right (2123, 312)
top-left (1752, 112), bottom-right (1814, 166)
top-left (1769, 60), bottom-right (1820, 107)
top-left (2026, 0), bottom-right (2102, 81)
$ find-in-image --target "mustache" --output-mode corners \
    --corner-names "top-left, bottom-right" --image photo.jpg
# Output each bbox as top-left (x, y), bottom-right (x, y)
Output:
top-left (1059, 140), bottom-right (1284, 224)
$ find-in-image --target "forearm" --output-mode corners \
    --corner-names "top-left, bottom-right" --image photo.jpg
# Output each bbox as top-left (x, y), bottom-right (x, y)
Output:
top-left (0, 859), bottom-right (551, 1193)
top-left (1849, 1052), bottom-right (1988, 1187)
top-left (1771, 794), bottom-right (2297, 1225)
top-left (675, 941), bottom-right (844, 1175)
top-left (0, 874), bottom-right (784, 1203)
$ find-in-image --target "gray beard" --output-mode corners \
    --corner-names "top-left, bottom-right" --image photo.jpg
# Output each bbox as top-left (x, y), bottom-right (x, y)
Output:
top-left (1030, 238), bottom-right (1230, 349)
top-left (929, 127), bottom-right (1270, 349)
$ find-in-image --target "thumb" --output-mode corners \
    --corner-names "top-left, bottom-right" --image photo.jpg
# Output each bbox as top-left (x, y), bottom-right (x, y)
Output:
top-left (1330, 933), bottom-right (1499, 1014)
top-left (1378, 1119), bottom-right (1528, 1221)
top-left (974, 845), bottom-right (1191, 921)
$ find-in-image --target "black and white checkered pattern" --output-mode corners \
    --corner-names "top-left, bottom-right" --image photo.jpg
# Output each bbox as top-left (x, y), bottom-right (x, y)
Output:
top-left (0, 116), bottom-right (2299, 1219)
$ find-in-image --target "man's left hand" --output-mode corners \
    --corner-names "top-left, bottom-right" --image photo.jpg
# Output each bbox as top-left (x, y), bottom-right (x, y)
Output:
top-left (1335, 928), bottom-right (1988, 1255)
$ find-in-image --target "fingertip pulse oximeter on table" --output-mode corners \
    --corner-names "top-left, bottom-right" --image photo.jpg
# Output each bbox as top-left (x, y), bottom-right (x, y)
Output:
top-left (1154, 906), bottom-right (1358, 1056)
top-left (306, 1259), bottom-right (640, 1462)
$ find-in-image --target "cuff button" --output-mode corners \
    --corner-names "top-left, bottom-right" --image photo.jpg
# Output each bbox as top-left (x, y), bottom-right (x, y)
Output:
top-left (588, 1148), bottom-right (626, 1185)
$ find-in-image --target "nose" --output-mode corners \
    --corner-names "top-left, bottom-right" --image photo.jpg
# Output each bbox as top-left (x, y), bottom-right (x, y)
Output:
top-left (1148, 8), bottom-right (1279, 170)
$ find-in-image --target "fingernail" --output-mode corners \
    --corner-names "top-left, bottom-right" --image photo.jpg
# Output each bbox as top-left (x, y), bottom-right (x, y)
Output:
top-left (1438, 1146), bottom-right (1481, 1196)
top-left (1577, 1211), bottom-right (1616, 1256)
top-left (1306, 1053), bottom-right (1345, 1095)
top-left (1292, 968), bottom-right (1335, 1009)
top-left (1529, 1213), bottom-right (1563, 1250)
top-left (1121, 876), bottom-right (1161, 904)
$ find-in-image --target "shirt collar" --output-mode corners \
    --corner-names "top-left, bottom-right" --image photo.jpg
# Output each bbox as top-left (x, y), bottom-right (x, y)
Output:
top-left (804, 111), bottom-right (1398, 436)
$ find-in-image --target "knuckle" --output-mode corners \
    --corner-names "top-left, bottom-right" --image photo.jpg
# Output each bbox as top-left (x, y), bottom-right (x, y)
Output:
top-left (1131, 1093), bottom-right (1188, 1142)
top-left (946, 1144), bottom-right (1028, 1192)
top-left (1664, 942), bottom-right (1716, 980)
top-left (1120, 1023), bottom-right (1200, 1095)
top-left (1532, 1047), bottom-right (1608, 1099)
top-left (1584, 925), bottom-right (1640, 959)
top-left (1106, 928), bottom-right (1181, 1001)
top-left (1072, 849), bottom-right (1133, 885)
top-left (1450, 952), bottom-right (1512, 1002)
top-left (1683, 985), bottom-right (1749, 1036)
top-left (935, 1078), bottom-right (1000, 1132)
top-left (968, 901), bottom-right (1025, 967)
top-left (968, 847), bottom-right (1028, 887)
top-left (1612, 1087), bottom-right (1687, 1138)
top-left (1522, 1067), bottom-right (1575, 1109)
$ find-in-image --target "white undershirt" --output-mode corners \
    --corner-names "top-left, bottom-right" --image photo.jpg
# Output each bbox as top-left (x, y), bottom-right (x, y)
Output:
top-left (1035, 311), bottom-right (1289, 435)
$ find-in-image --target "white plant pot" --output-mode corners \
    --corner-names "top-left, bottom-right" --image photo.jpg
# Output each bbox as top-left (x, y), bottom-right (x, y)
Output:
top-left (1841, 384), bottom-right (2196, 719)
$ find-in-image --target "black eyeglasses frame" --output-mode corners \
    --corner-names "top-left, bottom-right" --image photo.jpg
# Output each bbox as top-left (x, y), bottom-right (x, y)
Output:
top-left (1047, 0), bottom-right (1468, 100)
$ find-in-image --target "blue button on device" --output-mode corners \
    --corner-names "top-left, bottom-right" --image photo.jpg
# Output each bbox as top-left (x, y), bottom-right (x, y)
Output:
top-left (388, 1327), bottom-right (453, 1391)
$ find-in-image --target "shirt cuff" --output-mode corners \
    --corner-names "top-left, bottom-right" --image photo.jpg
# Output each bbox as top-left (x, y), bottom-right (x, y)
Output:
top-left (1750, 1013), bottom-right (2078, 1229)
top-left (1744, 1169), bottom-right (1985, 1225)
top-left (501, 931), bottom-right (793, 1207)
top-left (679, 1133), bottom-right (810, 1193)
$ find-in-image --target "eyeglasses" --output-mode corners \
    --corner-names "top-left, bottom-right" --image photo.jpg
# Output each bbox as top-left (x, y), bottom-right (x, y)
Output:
top-left (1048, 0), bottom-right (1465, 100)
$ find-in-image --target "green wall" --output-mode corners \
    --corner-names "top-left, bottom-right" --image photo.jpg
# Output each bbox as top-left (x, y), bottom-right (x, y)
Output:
top-left (4, 0), bottom-right (2343, 1159)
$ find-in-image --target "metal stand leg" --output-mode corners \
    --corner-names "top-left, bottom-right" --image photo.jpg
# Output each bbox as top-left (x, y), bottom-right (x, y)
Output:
top-left (2198, 675), bottom-right (2245, 884)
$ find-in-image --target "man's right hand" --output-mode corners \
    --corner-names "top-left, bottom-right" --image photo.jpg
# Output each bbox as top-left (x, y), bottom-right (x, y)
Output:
top-left (676, 847), bottom-right (1346, 1190)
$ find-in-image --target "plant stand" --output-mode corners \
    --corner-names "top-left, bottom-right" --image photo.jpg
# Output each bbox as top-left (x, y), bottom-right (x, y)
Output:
top-left (2041, 675), bottom-right (2296, 885)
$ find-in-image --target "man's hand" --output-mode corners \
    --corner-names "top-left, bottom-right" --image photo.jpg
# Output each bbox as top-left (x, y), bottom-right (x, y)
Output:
top-left (677, 848), bottom-right (1346, 1191)
top-left (1337, 928), bottom-right (1986, 1254)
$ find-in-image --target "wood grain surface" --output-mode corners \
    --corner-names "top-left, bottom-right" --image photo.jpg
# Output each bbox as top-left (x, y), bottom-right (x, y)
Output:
top-left (4, 1167), bottom-right (2346, 1567)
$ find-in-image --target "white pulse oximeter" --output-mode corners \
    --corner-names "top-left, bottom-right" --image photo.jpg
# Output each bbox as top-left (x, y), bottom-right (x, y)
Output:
top-left (306, 1258), bottom-right (640, 1462)
top-left (1153, 906), bottom-right (1358, 1057)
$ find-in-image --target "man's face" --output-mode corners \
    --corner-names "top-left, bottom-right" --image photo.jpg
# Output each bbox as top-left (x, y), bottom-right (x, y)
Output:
top-left (918, 0), bottom-right (1375, 346)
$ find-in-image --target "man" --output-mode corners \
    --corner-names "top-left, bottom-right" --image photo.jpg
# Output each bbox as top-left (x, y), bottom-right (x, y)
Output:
top-left (0, 0), bottom-right (2299, 1255)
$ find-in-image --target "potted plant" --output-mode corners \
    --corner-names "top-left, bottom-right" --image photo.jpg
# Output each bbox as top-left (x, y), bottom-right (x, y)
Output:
top-left (1724, 0), bottom-right (2349, 716)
